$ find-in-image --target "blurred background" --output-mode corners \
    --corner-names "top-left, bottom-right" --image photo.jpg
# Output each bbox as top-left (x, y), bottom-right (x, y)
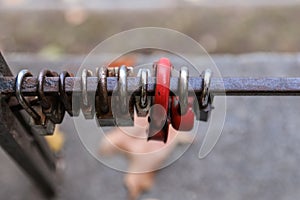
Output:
top-left (1, 0), bottom-right (300, 200)
top-left (1, 0), bottom-right (300, 55)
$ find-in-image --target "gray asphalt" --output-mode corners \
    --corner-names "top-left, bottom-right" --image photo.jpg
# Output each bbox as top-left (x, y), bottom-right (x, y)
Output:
top-left (0, 53), bottom-right (300, 200)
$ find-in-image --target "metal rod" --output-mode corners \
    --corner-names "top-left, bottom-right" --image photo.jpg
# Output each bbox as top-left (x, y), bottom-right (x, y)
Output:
top-left (1, 76), bottom-right (300, 96)
top-left (0, 99), bottom-right (56, 196)
top-left (211, 77), bottom-right (300, 96)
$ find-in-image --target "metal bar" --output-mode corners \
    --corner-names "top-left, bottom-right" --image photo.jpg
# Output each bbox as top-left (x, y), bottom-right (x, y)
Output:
top-left (0, 98), bottom-right (56, 196)
top-left (211, 77), bottom-right (300, 96)
top-left (0, 76), bottom-right (300, 96)
top-left (0, 53), bottom-right (56, 197)
top-left (0, 52), bottom-right (13, 76)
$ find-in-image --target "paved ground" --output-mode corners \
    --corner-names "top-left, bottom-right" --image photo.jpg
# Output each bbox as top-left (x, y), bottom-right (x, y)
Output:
top-left (0, 53), bottom-right (300, 199)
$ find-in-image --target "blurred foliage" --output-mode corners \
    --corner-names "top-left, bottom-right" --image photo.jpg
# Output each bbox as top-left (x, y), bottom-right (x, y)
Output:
top-left (0, 6), bottom-right (300, 54)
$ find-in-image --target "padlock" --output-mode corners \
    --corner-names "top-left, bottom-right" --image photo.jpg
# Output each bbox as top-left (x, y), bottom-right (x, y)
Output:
top-left (38, 69), bottom-right (65, 124)
top-left (81, 69), bottom-right (95, 119)
top-left (113, 65), bottom-right (135, 126)
top-left (60, 71), bottom-right (80, 117)
top-left (97, 66), bottom-right (135, 126)
top-left (147, 58), bottom-right (172, 143)
top-left (135, 69), bottom-right (151, 117)
top-left (95, 66), bottom-right (115, 126)
top-left (196, 69), bottom-right (214, 122)
top-left (15, 69), bottom-right (55, 135)
top-left (171, 96), bottom-right (195, 131)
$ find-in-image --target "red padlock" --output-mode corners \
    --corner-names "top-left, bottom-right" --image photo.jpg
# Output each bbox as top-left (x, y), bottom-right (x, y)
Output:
top-left (171, 97), bottom-right (195, 131)
top-left (147, 57), bottom-right (172, 142)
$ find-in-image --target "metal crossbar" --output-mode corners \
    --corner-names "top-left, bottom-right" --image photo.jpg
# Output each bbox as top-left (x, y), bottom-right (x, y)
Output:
top-left (0, 76), bottom-right (300, 96)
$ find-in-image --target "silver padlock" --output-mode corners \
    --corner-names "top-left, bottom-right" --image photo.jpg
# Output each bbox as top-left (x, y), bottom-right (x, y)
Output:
top-left (15, 69), bottom-right (55, 135)
top-left (135, 68), bottom-right (151, 117)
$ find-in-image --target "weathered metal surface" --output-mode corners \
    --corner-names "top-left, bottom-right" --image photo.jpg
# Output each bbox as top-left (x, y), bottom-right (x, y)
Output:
top-left (0, 76), bottom-right (300, 96)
